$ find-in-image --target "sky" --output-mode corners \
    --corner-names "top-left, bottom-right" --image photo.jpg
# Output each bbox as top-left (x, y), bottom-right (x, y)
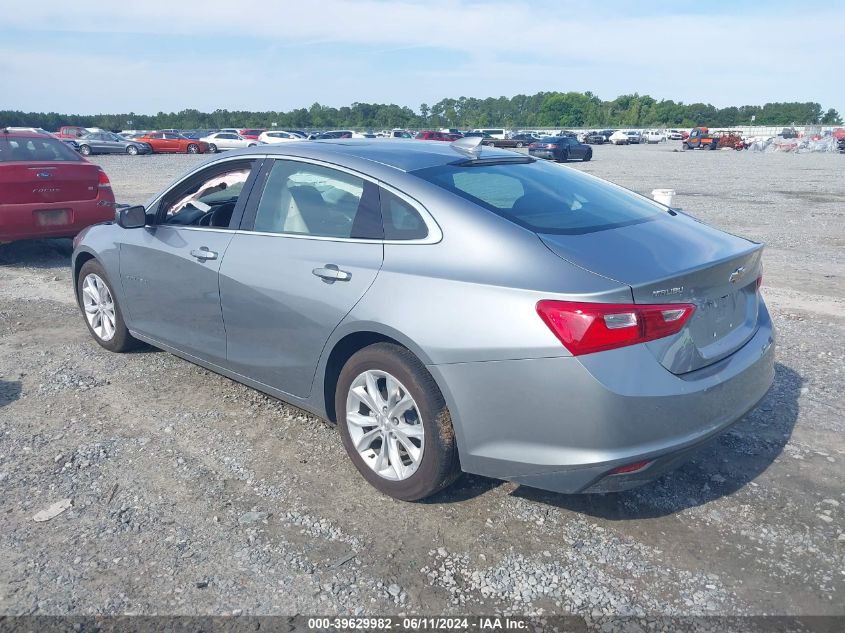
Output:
top-left (1, 0), bottom-right (842, 115)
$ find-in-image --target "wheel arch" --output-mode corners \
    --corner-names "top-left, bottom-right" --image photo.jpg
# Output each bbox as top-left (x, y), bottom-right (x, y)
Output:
top-left (72, 249), bottom-right (97, 283)
top-left (318, 323), bottom-right (436, 425)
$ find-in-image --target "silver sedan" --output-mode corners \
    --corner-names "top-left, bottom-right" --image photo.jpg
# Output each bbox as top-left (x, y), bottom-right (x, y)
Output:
top-left (71, 138), bottom-right (775, 501)
top-left (200, 132), bottom-right (261, 153)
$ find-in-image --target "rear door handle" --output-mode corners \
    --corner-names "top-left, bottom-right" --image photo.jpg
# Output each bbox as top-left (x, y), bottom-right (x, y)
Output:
top-left (312, 264), bottom-right (351, 283)
top-left (190, 247), bottom-right (218, 261)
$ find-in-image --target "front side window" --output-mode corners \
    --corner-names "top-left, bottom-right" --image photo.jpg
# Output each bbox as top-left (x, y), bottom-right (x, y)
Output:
top-left (252, 160), bottom-right (380, 239)
top-left (160, 162), bottom-right (255, 227)
top-left (413, 159), bottom-right (664, 235)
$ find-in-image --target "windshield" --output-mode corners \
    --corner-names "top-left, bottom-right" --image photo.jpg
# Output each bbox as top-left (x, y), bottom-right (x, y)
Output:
top-left (412, 159), bottom-right (665, 235)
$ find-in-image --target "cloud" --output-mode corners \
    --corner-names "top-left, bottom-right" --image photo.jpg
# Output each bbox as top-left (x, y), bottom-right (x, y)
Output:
top-left (1, 0), bottom-right (842, 113)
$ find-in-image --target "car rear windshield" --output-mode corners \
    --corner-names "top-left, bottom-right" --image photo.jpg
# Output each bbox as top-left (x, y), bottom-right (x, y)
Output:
top-left (0, 136), bottom-right (83, 162)
top-left (412, 159), bottom-right (665, 235)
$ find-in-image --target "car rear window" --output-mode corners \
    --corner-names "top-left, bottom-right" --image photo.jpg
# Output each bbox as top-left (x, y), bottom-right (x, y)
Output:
top-left (0, 136), bottom-right (83, 162)
top-left (412, 159), bottom-right (665, 235)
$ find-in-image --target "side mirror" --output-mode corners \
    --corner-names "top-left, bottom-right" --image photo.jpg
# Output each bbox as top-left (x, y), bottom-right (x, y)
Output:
top-left (116, 205), bottom-right (147, 229)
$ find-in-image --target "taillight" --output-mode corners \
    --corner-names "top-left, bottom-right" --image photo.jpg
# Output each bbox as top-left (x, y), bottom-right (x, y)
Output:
top-left (756, 274), bottom-right (763, 290)
top-left (610, 460), bottom-right (652, 475)
top-left (546, 143), bottom-right (557, 149)
top-left (536, 300), bottom-right (696, 356)
top-left (97, 168), bottom-right (111, 189)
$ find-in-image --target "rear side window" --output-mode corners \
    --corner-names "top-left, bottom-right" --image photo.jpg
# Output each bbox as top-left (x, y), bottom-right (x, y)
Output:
top-left (0, 136), bottom-right (82, 162)
top-left (413, 159), bottom-right (664, 235)
top-left (381, 190), bottom-right (428, 240)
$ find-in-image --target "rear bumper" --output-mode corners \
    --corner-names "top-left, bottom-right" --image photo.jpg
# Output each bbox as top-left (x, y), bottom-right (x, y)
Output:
top-left (529, 150), bottom-right (559, 160)
top-left (0, 198), bottom-right (115, 242)
top-left (430, 302), bottom-right (775, 494)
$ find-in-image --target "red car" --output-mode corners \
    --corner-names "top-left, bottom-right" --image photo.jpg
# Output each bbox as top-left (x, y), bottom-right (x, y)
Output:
top-left (0, 129), bottom-right (115, 243)
top-left (415, 130), bottom-right (458, 142)
top-left (135, 131), bottom-right (209, 154)
top-left (238, 129), bottom-right (266, 140)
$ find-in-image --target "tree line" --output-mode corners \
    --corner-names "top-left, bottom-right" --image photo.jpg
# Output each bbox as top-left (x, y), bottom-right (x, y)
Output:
top-left (2, 92), bottom-right (841, 131)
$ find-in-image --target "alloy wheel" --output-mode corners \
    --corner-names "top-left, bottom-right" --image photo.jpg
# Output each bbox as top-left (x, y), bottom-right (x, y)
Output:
top-left (345, 370), bottom-right (425, 481)
top-left (81, 273), bottom-right (116, 341)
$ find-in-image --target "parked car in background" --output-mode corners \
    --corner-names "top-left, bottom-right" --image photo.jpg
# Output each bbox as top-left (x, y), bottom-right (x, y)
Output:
top-left (135, 132), bottom-right (209, 154)
top-left (55, 126), bottom-right (89, 141)
top-left (76, 132), bottom-right (153, 156)
top-left (181, 130), bottom-right (217, 140)
top-left (625, 131), bottom-right (643, 144)
top-left (238, 129), bottom-right (266, 140)
top-left (510, 133), bottom-right (539, 147)
top-left (314, 130), bottom-right (355, 139)
top-left (71, 139), bottom-right (774, 501)
top-left (470, 128), bottom-right (507, 139)
top-left (584, 132), bottom-right (607, 144)
top-left (385, 130), bottom-right (413, 139)
top-left (201, 132), bottom-right (260, 153)
top-left (415, 131), bottom-right (457, 142)
top-left (667, 130), bottom-right (684, 140)
top-left (258, 131), bottom-right (305, 144)
top-left (608, 131), bottom-right (629, 145)
top-left (529, 136), bottom-right (592, 161)
top-left (644, 130), bottom-right (666, 143)
top-left (0, 129), bottom-right (115, 243)
top-left (599, 129), bottom-right (616, 141)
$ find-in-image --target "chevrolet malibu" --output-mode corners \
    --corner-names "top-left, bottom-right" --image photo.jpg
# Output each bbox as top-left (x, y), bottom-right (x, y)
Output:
top-left (71, 138), bottom-right (775, 501)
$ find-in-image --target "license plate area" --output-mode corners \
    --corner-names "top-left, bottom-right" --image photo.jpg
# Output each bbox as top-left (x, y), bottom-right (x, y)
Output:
top-left (35, 209), bottom-right (72, 226)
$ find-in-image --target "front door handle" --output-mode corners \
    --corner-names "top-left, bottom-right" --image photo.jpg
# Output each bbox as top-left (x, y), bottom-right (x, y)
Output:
top-left (312, 264), bottom-right (351, 283)
top-left (190, 247), bottom-right (218, 261)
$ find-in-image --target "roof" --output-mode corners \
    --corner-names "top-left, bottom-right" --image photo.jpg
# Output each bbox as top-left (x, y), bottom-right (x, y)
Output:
top-left (258, 138), bottom-right (519, 172)
top-left (1, 128), bottom-right (52, 139)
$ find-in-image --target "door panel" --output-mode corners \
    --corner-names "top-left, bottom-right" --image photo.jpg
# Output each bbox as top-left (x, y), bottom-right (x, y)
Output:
top-left (119, 227), bottom-right (234, 363)
top-left (117, 158), bottom-right (262, 363)
top-left (220, 236), bottom-right (382, 397)
top-left (219, 157), bottom-right (384, 398)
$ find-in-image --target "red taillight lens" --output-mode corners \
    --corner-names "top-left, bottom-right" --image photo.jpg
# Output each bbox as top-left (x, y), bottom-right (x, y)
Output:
top-left (610, 460), bottom-right (652, 475)
top-left (536, 301), bottom-right (696, 356)
top-left (756, 274), bottom-right (763, 290)
top-left (97, 168), bottom-right (111, 188)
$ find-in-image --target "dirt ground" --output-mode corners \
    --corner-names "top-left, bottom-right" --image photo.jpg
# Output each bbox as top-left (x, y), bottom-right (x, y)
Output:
top-left (0, 142), bottom-right (843, 618)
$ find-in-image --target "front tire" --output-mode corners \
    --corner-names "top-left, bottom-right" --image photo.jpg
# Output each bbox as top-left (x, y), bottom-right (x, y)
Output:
top-left (126, 145), bottom-right (138, 155)
top-left (77, 260), bottom-right (138, 353)
top-left (583, 150), bottom-right (592, 161)
top-left (336, 343), bottom-right (460, 501)
top-left (187, 143), bottom-right (200, 154)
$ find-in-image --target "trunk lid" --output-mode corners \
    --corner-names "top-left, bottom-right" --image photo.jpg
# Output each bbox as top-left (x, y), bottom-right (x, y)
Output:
top-left (540, 213), bottom-right (763, 374)
top-left (0, 162), bottom-right (99, 204)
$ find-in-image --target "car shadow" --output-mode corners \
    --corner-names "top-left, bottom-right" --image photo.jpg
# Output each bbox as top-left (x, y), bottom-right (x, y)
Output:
top-left (0, 238), bottom-right (73, 269)
top-left (0, 380), bottom-right (22, 408)
top-left (510, 362), bottom-right (801, 519)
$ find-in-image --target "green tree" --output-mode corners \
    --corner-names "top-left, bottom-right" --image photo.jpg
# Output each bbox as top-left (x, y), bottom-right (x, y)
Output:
top-left (821, 108), bottom-right (842, 125)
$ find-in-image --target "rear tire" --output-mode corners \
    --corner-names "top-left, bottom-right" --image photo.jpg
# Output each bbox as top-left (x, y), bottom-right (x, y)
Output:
top-left (336, 343), bottom-right (460, 501)
top-left (79, 145), bottom-right (91, 156)
top-left (208, 143), bottom-right (217, 153)
top-left (77, 260), bottom-right (138, 353)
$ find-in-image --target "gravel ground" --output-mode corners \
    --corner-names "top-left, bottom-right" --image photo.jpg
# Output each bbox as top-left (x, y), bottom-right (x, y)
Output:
top-left (0, 142), bottom-right (843, 619)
